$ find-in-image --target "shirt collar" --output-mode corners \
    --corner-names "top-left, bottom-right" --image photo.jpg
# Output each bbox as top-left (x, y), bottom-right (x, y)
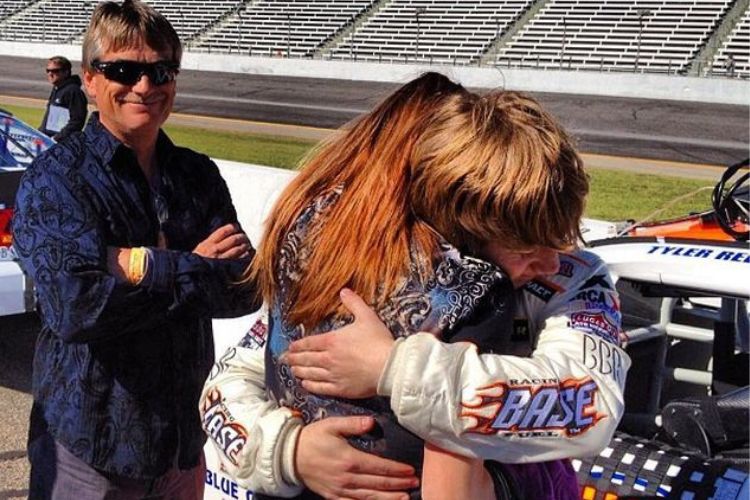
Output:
top-left (83, 112), bottom-right (177, 168)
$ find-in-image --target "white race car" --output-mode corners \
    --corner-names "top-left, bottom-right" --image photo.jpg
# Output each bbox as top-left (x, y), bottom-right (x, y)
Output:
top-left (575, 159), bottom-right (749, 499)
top-left (0, 109), bottom-right (54, 317)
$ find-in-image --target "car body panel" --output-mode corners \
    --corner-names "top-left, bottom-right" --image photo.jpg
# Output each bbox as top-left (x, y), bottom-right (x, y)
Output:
top-left (0, 109), bottom-right (54, 169)
top-left (0, 260), bottom-right (29, 316)
top-left (0, 110), bottom-right (54, 317)
top-left (588, 237), bottom-right (750, 299)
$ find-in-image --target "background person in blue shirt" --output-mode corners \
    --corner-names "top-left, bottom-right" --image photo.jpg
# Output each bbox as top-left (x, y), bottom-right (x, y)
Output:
top-left (12, 1), bottom-right (258, 498)
top-left (39, 55), bottom-right (87, 141)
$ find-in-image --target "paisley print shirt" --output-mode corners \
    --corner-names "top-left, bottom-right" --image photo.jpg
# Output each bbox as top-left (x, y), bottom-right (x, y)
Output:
top-left (13, 113), bottom-right (257, 479)
top-left (264, 188), bottom-right (515, 472)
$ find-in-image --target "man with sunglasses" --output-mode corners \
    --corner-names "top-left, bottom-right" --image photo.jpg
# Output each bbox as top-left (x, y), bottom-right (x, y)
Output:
top-left (13, 1), bottom-right (257, 498)
top-left (39, 55), bottom-right (87, 141)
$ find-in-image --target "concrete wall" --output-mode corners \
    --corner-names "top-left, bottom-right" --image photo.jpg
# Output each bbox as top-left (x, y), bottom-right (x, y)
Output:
top-left (4, 41), bottom-right (748, 105)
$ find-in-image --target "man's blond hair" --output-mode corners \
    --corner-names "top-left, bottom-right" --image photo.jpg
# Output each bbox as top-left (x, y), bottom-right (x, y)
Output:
top-left (82, 0), bottom-right (181, 70)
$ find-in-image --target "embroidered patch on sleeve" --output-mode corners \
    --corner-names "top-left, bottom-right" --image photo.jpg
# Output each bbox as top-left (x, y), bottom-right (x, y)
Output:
top-left (460, 377), bottom-right (604, 438)
top-left (238, 317), bottom-right (268, 349)
top-left (570, 311), bottom-right (621, 344)
top-left (201, 387), bottom-right (248, 466)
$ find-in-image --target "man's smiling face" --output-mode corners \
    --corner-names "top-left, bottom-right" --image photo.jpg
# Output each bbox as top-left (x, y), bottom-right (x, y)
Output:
top-left (83, 42), bottom-right (176, 144)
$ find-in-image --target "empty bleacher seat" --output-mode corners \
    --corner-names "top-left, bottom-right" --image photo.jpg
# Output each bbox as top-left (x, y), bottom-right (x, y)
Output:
top-left (496, 0), bottom-right (733, 73)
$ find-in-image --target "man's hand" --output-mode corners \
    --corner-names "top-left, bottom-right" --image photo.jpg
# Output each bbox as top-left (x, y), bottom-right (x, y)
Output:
top-left (193, 223), bottom-right (252, 259)
top-left (107, 247), bottom-right (129, 282)
top-left (287, 288), bottom-right (394, 399)
top-left (296, 416), bottom-right (418, 499)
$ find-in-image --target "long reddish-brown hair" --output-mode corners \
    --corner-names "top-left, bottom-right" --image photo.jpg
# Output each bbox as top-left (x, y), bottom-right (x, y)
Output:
top-left (249, 72), bottom-right (588, 330)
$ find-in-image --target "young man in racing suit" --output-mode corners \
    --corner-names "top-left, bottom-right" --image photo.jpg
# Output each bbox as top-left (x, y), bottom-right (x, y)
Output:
top-left (200, 248), bottom-right (630, 498)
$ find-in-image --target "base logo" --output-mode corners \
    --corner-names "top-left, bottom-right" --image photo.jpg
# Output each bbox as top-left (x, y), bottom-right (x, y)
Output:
top-left (0, 245), bottom-right (18, 261)
top-left (202, 388), bottom-right (248, 465)
top-left (461, 377), bottom-right (604, 437)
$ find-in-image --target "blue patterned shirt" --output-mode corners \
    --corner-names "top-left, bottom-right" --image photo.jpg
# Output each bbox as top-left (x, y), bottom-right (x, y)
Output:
top-left (13, 113), bottom-right (258, 479)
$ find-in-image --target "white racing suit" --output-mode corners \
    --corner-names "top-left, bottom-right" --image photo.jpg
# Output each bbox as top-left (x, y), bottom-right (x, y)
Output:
top-left (199, 249), bottom-right (631, 496)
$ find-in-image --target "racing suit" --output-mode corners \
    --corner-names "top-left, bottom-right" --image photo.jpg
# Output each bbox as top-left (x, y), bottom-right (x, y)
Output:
top-left (200, 249), bottom-right (631, 497)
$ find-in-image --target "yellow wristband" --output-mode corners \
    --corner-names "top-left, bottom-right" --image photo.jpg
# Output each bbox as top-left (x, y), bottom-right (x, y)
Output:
top-left (127, 247), bottom-right (148, 285)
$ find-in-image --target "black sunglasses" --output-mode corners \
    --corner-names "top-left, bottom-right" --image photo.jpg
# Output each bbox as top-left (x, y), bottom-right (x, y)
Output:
top-left (45, 68), bottom-right (62, 74)
top-left (91, 59), bottom-right (180, 86)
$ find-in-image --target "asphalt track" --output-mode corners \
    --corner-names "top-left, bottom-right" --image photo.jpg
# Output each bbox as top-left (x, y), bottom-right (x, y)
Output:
top-left (1, 55), bottom-right (748, 174)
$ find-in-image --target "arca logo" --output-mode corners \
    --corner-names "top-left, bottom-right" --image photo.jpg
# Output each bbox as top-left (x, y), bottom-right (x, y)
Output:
top-left (573, 289), bottom-right (621, 315)
top-left (461, 377), bottom-right (604, 437)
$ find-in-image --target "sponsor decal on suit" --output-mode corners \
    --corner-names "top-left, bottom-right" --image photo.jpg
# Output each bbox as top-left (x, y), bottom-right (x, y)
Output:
top-left (202, 387), bottom-right (248, 466)
top-left (525, 278), bottom-right (563, 302)
top-left (570, 310), bottom-right (620, 344)
top-left (557, 260), bottom-right (575, 278)
top-left (582, 334), bottom-right (626, 385)
top-left (461, 377), bottom-right (604, 438)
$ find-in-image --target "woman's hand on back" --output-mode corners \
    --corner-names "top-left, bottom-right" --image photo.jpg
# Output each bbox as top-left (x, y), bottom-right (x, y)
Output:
top-left (287, 288), bottom-right (394, 399)
top-left (296, 415), bottom-right (418, 499)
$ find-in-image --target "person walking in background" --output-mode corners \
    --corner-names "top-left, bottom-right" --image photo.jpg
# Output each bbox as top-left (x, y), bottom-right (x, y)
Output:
top-left (39, 55), bottom-right (87, 141)
top-left (724, 53), bottom-right (736, 78)
top-left (14, 1), bottom-right (258, 498)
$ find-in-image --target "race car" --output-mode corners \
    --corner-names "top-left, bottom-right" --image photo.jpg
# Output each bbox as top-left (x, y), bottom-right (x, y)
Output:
top-left (620, 159), bottom-right (748, 243)
top-left (575, 159), bottom-right (749, 499)
top-left (0, 109), bottom-right (54, 316)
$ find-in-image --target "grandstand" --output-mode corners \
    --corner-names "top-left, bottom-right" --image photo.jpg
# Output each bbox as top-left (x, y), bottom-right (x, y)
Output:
top-left (0, 0), bottom-right (94, 44)
top-left (0, 1), bottom-right (34, 19)
top-left (0, 0), bottom-right (746, 78)
top-left (137, 1), bottom-right (241, 43)
top-left (193, 0), bottom-right (374, 58)
top-left (712, 7), bottom-right (750, 76)
top-left (329, 0), bottom-right (535, 65)
top-left (495, 0), bottom-right (733, 74)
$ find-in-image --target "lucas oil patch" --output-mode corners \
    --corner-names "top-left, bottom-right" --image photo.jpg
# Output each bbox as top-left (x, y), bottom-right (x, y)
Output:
top-left (570, 311), bottom-right (620, 344)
